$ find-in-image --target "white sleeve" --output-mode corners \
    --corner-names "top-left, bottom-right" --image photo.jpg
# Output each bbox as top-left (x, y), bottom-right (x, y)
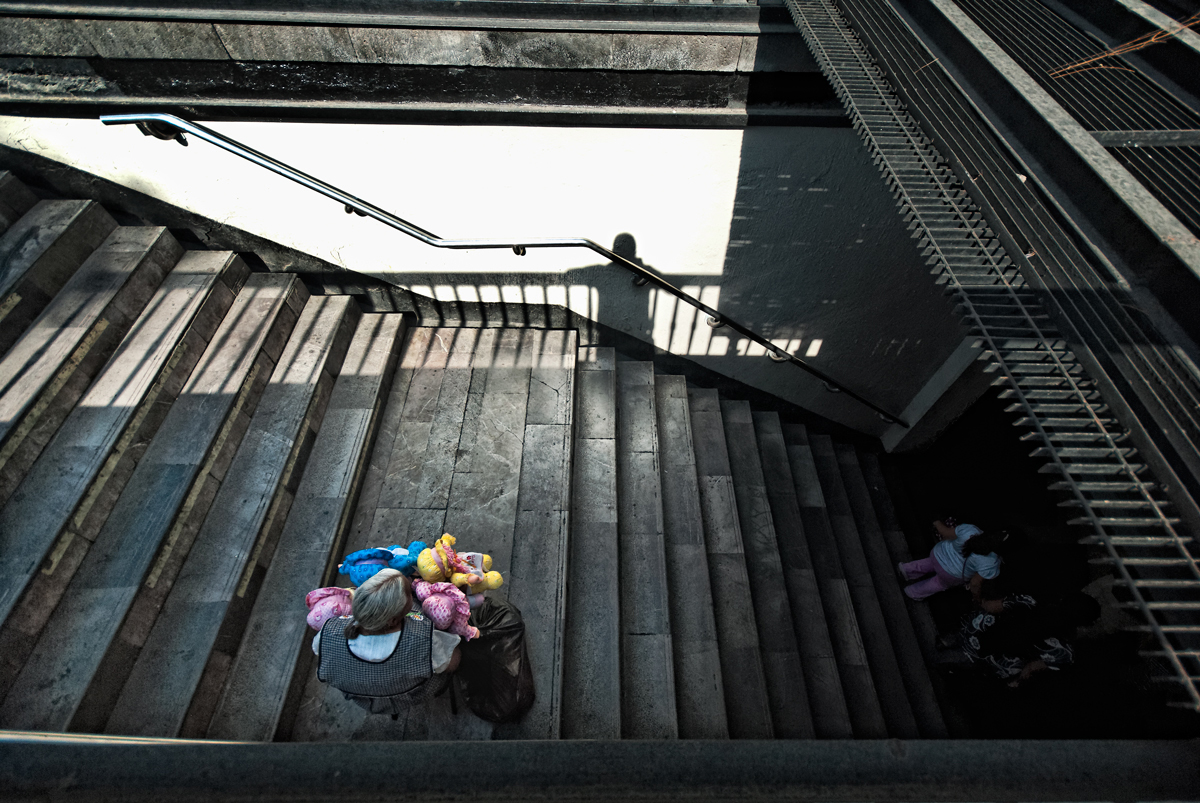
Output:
top-left (312, 632), bottom-right (321, 656)
top-left (430, 630), bottom-right (462, 674)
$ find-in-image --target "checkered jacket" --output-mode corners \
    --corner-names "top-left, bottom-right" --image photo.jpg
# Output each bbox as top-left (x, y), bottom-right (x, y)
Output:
top-left (317, 614), bottom-right (444, 716)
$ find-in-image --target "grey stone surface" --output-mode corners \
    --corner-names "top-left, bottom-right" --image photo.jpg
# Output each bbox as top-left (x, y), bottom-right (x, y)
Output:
top-left (576, 369), bottom-right (616, 440)
top-left (505, 333), bottom-right (574, 740)
top-left (0, 274), bottom-right (300, 732)
top-left (810, 433), bottom-right (917, 739)
top-left (836, 443), bottom-right (947, 739)
top-left (0, 227), bottom-right (178, 450)
top-left (611, 34), bottom-right (742, 71)
top-left (655, 376), bottom-right (727, 739)
top-left (517, 423), bottom-right (569, 512)
top-left (0, 251), bottom-right (238, 631)
top-left (752, 411), bottom-right (851, 739)
top-left (214, 24), bottom-right (359, 62)
top-left (687, 387), bottom-right (772, 739)
top-left (0, 172), bottom-right (37, 236)
top-left (576, 346), bottom-right (614, 372)
top-left (207, 313), bottom-right (403, 742)
top-left (783, 422), bottom-right (886, 739)
top-left (614, 363), bottom-right (675, 740)
top-left (721, 400), bottom-right (812, 740)
top-left (616, 361), bottom-right (657, 454)
top-left (562, 347), bottom-right (618, 740)
top-left (0, 19), bottom-right (97, 57)
top-left (104, 296), bottom-right (356, 737)
top-left (78, 20), bottom-right (230, 60)
top-left (621, 633), bottom-right (677, 740)
top-left (527, 367), bottom-right (573, 426)
top-left (0, 200), bottom-right (116, 355)
top-left (505, 507), bottom-right (568, 739)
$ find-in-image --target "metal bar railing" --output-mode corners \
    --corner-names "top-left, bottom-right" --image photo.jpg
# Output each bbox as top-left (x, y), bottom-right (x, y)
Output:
top-left (99, 112), bottom-right (907, 426)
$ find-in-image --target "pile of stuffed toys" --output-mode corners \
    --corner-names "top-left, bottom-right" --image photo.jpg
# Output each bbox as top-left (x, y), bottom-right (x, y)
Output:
top-left (304, 533), bottom-right (503, 641)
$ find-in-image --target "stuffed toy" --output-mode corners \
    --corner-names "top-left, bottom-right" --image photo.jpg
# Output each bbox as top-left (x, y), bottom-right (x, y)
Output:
top-left (305, 586), bottom-right (353, 631)
top-left (339, 541), bottom-right (427, 585)
top-left (416, 534), bottom-right (503, 595)
top-left (412, 579), bottom-right (480, 641)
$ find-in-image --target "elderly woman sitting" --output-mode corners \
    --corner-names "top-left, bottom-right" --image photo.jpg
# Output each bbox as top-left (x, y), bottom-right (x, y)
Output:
top-left (312, 568), bottom-right (462, 717)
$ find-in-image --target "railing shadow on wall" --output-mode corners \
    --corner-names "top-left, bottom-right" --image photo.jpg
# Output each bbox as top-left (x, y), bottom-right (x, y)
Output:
top-left (98, 113), bottom-right (908, 426)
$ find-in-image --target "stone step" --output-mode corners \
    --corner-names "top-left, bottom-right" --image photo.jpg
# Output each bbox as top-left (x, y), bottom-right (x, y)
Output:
top-left (615, 361), bottom-right (676, 740)
top-left (0, 172), bottom-right (38, 236)
top-left (562, 347), bottom-right (621, 740)
top-left (103, 295), bottom-right (360, 737)
top-left (206, 312), bottom-right (405, 741)
top-left (657, 375), bottom-right (727, 739)
top-left (752, 411), bottom-right (852, 739)
top-left (835, 444), bottom-right (948, 739)
top-left (687, 387), bottom-right (773, 739)
top-left (504, 329), bottom-right (576, 740)
top-left (0, 273), bottom-right (305, 732)
top-left (782, 423), bottom-right (887, 739)
top-left (0, 252), bottom-right (247, 633)
top-left (862, 453), bottom-right (970, 737)
top-left (0, 227), bottom-right (183, 507)
top-left (284, 331), bottom-right (424, 744)
top-left (809, 434), bottom-right (918, 739)
top-left (0, 200), bottom-right (117, 358)
top-left (721, 400), bottom-right (813, 739)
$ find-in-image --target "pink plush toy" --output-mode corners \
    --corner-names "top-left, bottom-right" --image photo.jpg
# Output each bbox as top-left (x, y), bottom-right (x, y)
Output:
top-left (305, 586), bottom-right (353, 631)
top-left (412, 579), bottom-right (479, 641)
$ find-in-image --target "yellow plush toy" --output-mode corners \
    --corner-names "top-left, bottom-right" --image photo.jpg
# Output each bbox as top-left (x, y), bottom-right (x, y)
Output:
top-left (417, 534), bottom-right (503, 595)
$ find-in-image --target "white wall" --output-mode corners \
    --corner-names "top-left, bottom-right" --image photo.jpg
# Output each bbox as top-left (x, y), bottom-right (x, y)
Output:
top-left (0, 115), bottom-right (965, 434)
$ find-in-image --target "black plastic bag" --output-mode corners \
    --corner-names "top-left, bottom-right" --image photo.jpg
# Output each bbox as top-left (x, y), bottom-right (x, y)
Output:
top-left (458, 596), bottom-right (535, 723)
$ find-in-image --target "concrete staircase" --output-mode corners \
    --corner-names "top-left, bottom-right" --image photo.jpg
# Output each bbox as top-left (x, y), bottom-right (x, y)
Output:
top-left (560, 352), bottom-right (958, 739)
top-left (0, 171), bottom-right (956, 741)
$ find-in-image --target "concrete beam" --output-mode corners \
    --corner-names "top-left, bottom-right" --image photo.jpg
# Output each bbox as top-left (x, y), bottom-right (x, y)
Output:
top-left (925, 0), bottom-right (1200, 284)
top-left (1, 735), bottom-right (1197, 801)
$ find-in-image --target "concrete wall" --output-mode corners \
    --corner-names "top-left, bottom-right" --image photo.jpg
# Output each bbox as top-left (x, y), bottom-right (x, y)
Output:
top-left (0, 115), bottom-right (965, 435)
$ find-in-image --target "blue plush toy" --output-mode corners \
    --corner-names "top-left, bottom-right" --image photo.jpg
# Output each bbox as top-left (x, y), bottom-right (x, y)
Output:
top-left (339, 541), bottom-right (427, 586)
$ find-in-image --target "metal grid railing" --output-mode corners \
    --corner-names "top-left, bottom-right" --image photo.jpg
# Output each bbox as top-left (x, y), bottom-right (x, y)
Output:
top-left (786, 0), bottom-right (1200, 710)
top-left (953, 0), bottom-right (1200, 242)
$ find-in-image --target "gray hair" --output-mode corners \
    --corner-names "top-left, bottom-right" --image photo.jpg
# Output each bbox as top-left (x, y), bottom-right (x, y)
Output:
top-left (346, 569), bottom-right (411, 639)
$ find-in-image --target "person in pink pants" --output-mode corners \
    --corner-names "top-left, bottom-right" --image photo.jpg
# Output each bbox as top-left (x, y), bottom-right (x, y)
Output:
top-left (898, 518), bottom-right (1001, 601)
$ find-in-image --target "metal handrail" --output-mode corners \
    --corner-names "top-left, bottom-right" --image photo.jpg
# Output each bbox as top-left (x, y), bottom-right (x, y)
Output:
top-left (99, 112), bottom-right (907, 426)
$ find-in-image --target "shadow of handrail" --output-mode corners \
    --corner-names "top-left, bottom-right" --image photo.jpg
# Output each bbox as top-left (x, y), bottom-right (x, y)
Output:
top-left (100, 112), bottom-right (906, 426)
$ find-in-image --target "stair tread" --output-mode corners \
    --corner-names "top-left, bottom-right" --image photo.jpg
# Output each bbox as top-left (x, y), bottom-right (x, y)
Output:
top-left (752, 411), bottom-right (851, 739)
top-left (614, 362), bottom-right (677, 740)
top-left (0, 251), bottom-right (245, 629)
top-left (810, 434), bottom-right (919, 739)
top-left (722, 400), bottom-right (813, 740)
top-left (207, 311), bottom-right (405, 742)
top-left (0, 200), bottom-right (117, 358)
top-left (782, 423), bottom-right (887, 739)
top-left (104, 295), bottom-right (359, 738)
top-left (562, 347), bottom-right (621, 740)
top-left (688, 387), bottom-right (773, 739)
top-left (0, 227), bottom-right (179, 454)
top-left (503, 333), bottom-right (577, 740)
top-left (656, 375), bottom-right (728, 739)
top-left (864, 454), bottom-right (970, 738)
top-left (834, 443), bottom-right (947, 739)
top-left (0, 273), bottom-right (303, 733)
top-left (286, 338), bottom-right (425, 743)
